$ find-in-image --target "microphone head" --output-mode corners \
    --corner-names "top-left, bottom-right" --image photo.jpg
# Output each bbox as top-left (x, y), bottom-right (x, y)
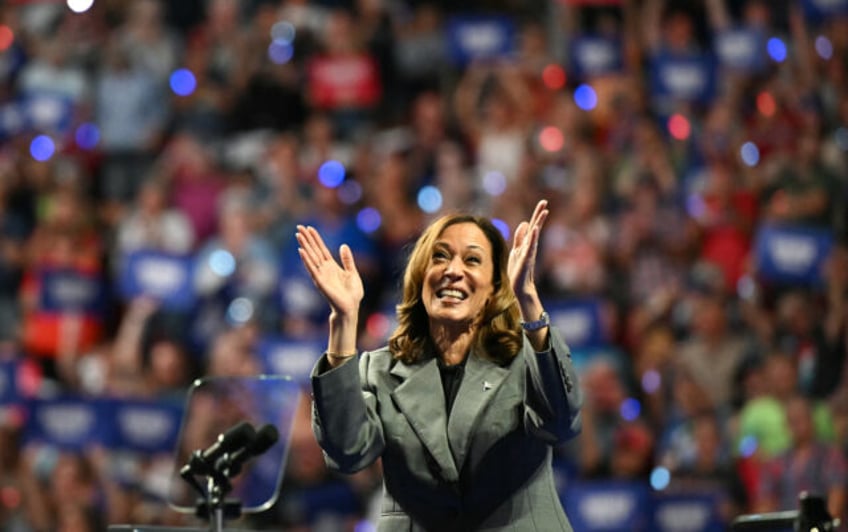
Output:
top-left (249, 424), bottom-right (279, 456)
top-left (219, 421), bottom-right (256, 453)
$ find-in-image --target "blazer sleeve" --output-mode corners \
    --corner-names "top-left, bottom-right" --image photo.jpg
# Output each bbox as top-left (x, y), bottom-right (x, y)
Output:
top-left (523, 328), bottom-right (583, 444)
top-left (310, 351), bottom-right (385, 473)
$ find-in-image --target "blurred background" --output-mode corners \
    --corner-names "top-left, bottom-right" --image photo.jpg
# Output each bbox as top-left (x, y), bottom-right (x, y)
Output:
top-left (0, 0), bottom-right (846, 530)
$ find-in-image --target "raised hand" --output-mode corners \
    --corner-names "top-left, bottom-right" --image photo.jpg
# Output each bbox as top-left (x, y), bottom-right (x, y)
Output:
top-left (296, 225), bottom-right (364, 319)
top-left (507, 199), bottom-right (549, 303)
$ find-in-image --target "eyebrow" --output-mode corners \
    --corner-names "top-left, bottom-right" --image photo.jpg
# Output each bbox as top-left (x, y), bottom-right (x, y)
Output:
top-left (434, 241), bottom-right (486, 252)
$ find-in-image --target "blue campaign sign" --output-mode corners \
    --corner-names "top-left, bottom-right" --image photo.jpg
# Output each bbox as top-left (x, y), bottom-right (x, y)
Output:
top-left (545, 299), bottom-right (606, 350)
top-left (754, 224), bottom-right (833, 286)
top-left (651, 52), bottom-right (717, 105)
top-left (22, 90), bottom-right (75, 134)
top-left (569, 34), bottom-right (623, 78)
top-left (23, 397), bottom-right (107, 451)
top-left (652, 492), bottom-right (726, 532)
top-left (564, 480), bottom-right (652, 532)
top-left (108, 398), bottom-right (184, 454)
top-left (446, 15), bottom-right (516, 65)
top-left (714, 27), bottom-right (767, 72)
top-left (257, 337), bottom-right (324, 383)
top-left (39, 268), bottom-right (106, 314)
top-left (118, 250), bottom-right (196, 310)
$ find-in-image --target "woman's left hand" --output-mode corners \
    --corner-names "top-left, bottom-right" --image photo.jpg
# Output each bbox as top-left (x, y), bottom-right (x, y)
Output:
top-left (508, 199), bottom-right (549, 303)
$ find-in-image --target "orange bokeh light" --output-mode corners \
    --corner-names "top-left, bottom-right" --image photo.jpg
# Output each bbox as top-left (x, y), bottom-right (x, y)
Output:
top-left (0, 26), bottom-right (13, 52)
top-left (757, 91), bottom-right (776, 117)
top-left (539, 126), bottom-right (565, 152)
top-left (542, 64), bottom-right (566, 90)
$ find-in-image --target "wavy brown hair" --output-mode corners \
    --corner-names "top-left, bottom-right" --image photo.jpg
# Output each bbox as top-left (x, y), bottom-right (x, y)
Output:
top-left (388, 214), bottom-right (523, 365)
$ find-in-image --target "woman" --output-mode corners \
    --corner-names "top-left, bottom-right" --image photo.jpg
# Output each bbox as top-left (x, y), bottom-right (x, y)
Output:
top-left (296, 199), bottom-right (582, 531)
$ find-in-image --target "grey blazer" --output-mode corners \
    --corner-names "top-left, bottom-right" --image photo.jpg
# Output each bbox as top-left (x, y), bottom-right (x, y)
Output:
top-left (310, 329), bottom-right (582, 532)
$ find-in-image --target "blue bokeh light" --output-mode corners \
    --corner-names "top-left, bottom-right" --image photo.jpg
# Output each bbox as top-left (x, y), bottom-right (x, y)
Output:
top-left (30, 135), bottom-right (55, 162)
top-left (271, 21), bottom-right (296, 44)
top-left (209, 249), bottom-right (236, 277)
top-left (318, 160), bottom-right (346, 188)
top-left (739, 435), bottom-right (758, 458)
top-left (268, 41), bottom-right (294, 65)
top-left (574, 84), bottom-right (598, 111)
top-left (492, 218), bottom-right (510, 241)
top-left (75, 123), bottom-right (100, 150)
top-left (227, 297), bottom-right (254, 324)
top-left (620, 398), bottom-right (641, 421)
top-left (650, 467), bottom-right (671, 491)
top-left (767, 37), bottom-right (787, 63)
top-left (170, 68), bottom-right (197, 97)
top-left (357, 207), bottom-right (382, 233)
top-left (417, 185), bottom-right (443, 214)
top-left (740, 141), bottom-right (760, 167)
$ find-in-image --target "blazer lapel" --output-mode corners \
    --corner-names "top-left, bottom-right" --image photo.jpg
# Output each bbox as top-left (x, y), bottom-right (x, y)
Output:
top-left (446, 351), bottom-right (510, 471)
top-left (390, 359), bottom-right (460, 482)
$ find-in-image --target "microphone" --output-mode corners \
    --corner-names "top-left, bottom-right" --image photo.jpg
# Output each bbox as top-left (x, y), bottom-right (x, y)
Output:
top-left (219, 423), bottom-right (279, 477)
top-left (180, 421), bottom-right (257, 477)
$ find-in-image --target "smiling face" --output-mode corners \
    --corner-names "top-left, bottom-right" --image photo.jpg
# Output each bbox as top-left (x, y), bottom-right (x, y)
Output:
top-left (421, 222), bottom-right (496, 332)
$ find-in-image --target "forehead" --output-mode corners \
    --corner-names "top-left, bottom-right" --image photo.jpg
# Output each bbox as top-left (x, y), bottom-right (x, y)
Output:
top-left (436, 222), bottom-right (491, 248)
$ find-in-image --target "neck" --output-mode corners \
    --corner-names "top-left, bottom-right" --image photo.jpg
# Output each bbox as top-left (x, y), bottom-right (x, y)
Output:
top-left (430, 321), bottom-right (476, 366)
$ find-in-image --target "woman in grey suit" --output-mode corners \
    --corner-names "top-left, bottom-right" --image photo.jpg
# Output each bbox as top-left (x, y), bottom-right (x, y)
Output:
top-left (296, 199), bottom-right (582, 531)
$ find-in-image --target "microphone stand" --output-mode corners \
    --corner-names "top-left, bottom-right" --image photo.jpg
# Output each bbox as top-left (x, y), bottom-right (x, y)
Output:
top-left (730, 492), bottom-right (841, 532)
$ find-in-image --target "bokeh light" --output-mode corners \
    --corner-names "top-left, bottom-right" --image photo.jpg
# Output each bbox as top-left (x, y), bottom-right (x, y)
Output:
top-left (573, 84), bottom-right (598, 111)
top-left (0, 25), bottom-right (13, 52)
top-left (650, 467), bottom-right (671, 491)
top-left (209, 249), bottom-right (236, 277)
top-left (667, 113), bottom-right (691, 141)
top-left (268, 41), bottom-right (293, 65)
top-left (767, 37), bottom-right (787, 62)
top-left (67, 0), bottom-right (94, 13)
top-left (756, 91), bottom-right (776, 117)
top-left (357, 207), bottom-right (382, 233)
top-left (740, 141), bottom-right (760, 167)
top-left (482, 170), bottom-right (507, 196)
top-left (417, 185), bottom-right (443, 213)
top-left (227, 297), bottom-right (254, 324)
top-left (271, 21), bottom-right (296, 44)
top-left (365, 312), bottom-right (391, 341)
top-left (318, 160), bottom-right (346, 188)
top-left (619, 398), bottom-right (641, 421)
top-left (170, 68), bottom-right (197, 97)
top-left (815, 35), bottom-right (833, 60)
top-left (641, 370), bottom-right (661, 394)
top-left (739, 435), bottom-right (758, 458)
top-left (539, 126), bottom-right (564, 152)
top-left (75, 123), bottom-right (100, 150)
top-left (542, 64), bottom-right (566, 90)
top-left (30, 135), bottom-right (55, 162)
top-left (492, 218), bottom-right (510, 241)
top-left (338, 179), bottom-right (363, 204)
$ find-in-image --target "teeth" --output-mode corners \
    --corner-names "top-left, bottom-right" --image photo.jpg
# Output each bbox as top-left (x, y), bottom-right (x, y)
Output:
top-left (438, 289), bottom-right (466, 300)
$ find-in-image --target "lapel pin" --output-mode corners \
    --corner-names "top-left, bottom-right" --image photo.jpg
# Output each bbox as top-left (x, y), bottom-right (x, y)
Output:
top-left (483, 381), bottom-right (492, 391)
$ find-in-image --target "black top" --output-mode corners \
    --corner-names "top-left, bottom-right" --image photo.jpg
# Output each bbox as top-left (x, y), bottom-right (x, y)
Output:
top-left (437, 356), bottom-right (468, 416)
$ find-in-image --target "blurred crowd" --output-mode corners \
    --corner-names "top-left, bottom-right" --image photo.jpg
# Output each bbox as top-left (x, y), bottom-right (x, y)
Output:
top-left (0, 0), bottom-right (847, 530)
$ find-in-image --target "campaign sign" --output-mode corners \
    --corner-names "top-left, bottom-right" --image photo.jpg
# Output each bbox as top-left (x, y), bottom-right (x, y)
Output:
top-left (107, 398), bottom-right (184, 454)
top-left (652, 492), bottom-right (725, 532)
top-left (545, 299), bottom-right (606, 350)
top-left (22, 90), bottom-right (75, 134)
top-left (754, 224), bottom-right (833, 286)
top-left (258, 337), bottom-right (324, 383)
top-left (569, 34), bottom-right (624, 78)
top-left (118, 250), bottom-right (195, 310)
top-left (39, 268), bottom-right (105, 314)
top-left (446, 15), bottom-right (516, 66)
top-left (714, 27), bottom-right (766, 72)
top-left (564, 480), bottom-right (652, 531)
top-left (23, 397), bottom-right (106, 451)
top-left (651, 52), bottom-right (717, 104)
top-left (307, 54), bottom-right (381, 110)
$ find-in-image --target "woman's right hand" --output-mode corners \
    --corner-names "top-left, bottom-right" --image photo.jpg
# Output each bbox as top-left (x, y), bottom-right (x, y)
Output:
top-left (296, 225), bottom-right (363, 319)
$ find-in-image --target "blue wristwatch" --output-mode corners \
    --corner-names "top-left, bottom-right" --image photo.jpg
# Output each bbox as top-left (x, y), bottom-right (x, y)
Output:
top-left (521, 311), bottom-right (550, 332)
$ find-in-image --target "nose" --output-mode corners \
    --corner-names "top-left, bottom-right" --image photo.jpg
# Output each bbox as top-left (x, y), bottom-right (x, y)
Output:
top-left (444, 256), bottom-right (463, 279)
